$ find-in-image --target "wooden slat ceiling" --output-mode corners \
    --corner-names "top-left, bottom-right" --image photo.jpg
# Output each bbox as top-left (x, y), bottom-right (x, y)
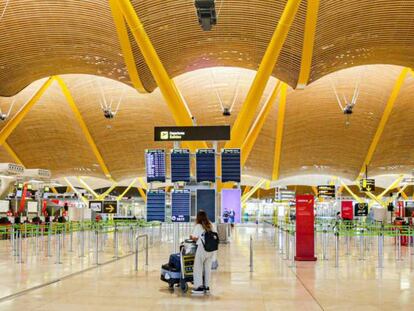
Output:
top-left (0, 0), bottom-right (413, 95)
top-left (0, 64), bottom-right (413, 182)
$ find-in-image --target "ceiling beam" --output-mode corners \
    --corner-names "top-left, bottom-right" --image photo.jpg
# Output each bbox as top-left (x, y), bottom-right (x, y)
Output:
top-left (3, 142), bottom-right (24, 166)
top-left (54, 76), bottom-right (113, 181)
top-left (64, 177), bottom-right (88, 205)
top-left (0, 77), bottom-right (54, 145)
top-left (271, 83), bottom-right (288, 181)
top-left (296, 0), bottom-right (320, 89)
top-left (357, 67), bottom-right (410, 178)
top-left (242, 179), bottom-right (266, 203)
top-left (225, 0), bottom-right (302, 149)
top-left (77, 177), bottom-right (99, 199)
top-left (108, 0), bottom-right (147, 94)
top-left (138, 177), bottom-right (147, 189)
top-left (98, 183), bottom-right (118, 200)
top-left (116, 0), bottom-right (206, 151)
top-left (241, 81), bottom-right (281, 166)
top-left (117, 178), bottom-right (137, 201)
top-left (137, 187), bottom-right (147, 202)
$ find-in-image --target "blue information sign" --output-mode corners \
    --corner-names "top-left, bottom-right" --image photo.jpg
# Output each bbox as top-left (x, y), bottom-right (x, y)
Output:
top-left (146, 190), bottom-right (166, 222)
top-left (196, 149), bottom-right (216, 183)
top-left (145, 149), bottom-right (166, 183)
top-left (196, 189), bottom-right (216, 223)
top-left (171, 149), bottom-right (191, 183)
top-left (221, 148), bottom-right (241, 182)
top-left (171, 189), bottom-right (191, 222)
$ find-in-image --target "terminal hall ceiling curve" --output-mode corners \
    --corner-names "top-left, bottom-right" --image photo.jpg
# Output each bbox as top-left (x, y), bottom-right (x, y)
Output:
top-left (0, 0), bottom-right (413, 96)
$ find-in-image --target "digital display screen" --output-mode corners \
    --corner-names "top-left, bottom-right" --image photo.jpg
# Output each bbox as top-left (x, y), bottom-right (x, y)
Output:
top-left (196, 149), bottom-right (216, 183)
top-left (221, 189), bottom-right (241, 223)
top-left (171, 189), bottom-right (191, 222)
top-left (196, 189), bottom-right (216, 222)
top-left (145, 149), bottom-right (166, 183)
top-left (171, 149), bottom-right (191, 183)
top-left (146, 190), bottom-right (166, 222)
top-left (221, 149), bottom-right (241, 183)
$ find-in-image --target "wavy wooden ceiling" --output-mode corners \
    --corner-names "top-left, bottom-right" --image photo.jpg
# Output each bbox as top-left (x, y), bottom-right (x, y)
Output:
top-left (0, 0), bottom-right (413, 95)
top-left (0, 65), bottom-right (413, 182)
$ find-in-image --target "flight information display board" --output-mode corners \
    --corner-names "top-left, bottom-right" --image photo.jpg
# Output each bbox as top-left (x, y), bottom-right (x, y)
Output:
top-left (196, 149), bottom-right (216, 183)
top-left (221, 149), bottom-right (241, 182)
top-left (145, 149), bottom-right (166, 183)
top-left (196, 189), bottom-right (216, 222)
top-left (146, 190), bottom-right (166, 222)
top-left (171, 149), bottom-right (191, 183)
top-left (171, 189), bottom-right (191, 222)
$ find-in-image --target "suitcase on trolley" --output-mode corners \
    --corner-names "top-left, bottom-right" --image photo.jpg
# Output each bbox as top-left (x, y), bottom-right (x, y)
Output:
top-left (217, 223), bottom-right (229, 244)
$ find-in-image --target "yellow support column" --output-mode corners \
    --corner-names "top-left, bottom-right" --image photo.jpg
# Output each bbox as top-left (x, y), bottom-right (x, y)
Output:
top-left (137, 187), bottom-right (147, 202)
top-left (225, 0), bottom-right (302, 149)
top-left (54, 76), bottom-right (113, 180)
top-left (357, 68), bottom-right (410, 178)
top-left (109, 0), bottom-right (147, 93)
top-left (3, 142), bottom-right (24, 166)
top-left (138, 177), bottom-right (147, 189)
top-left (117, 178), bottom-right (137, 201)
top-left (296, 0), bottom-right (320, 89)
top-left (77, 177), bottom-right (99, 199)
top-left (98, 183), bottom-right (118, 200)
top-left (271, 83), bottom-right (288, 180)
top-left (241, 82), bottom-right (281, 166)
top-left (116, 0), bottom-right (206, 151)
top-left (0, 77), bottom-right (54, 145)
top-left (64, 177), bottom-right (88, 205)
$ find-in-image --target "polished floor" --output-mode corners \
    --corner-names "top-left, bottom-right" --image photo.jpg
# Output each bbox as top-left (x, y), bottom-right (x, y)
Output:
top-left (1, 226), bottom-right (413, 310)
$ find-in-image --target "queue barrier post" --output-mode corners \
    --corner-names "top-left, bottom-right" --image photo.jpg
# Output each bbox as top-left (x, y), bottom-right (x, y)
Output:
top-left (249, 235), bottom-right (253, 272)
top-left (135, 234), bottom-right (149, 271)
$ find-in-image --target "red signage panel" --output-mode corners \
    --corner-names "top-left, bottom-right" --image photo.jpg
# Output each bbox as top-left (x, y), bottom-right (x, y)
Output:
top-left (341, 201), bottom-right (353, 220)
top-left (295, 195), bottom-right (317, 261)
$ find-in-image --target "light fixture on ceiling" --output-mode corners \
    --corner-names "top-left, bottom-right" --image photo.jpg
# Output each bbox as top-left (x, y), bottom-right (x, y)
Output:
top-left (195, 0), bottom-right (217, 31)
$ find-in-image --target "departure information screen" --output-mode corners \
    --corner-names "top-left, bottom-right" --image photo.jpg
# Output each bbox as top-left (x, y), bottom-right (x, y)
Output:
top-left (196, 189), bottom-right (216, 222)
top-left (171, 149), bottom-right (191, 183)
top-left (196, 149), bottom-right (216, 183)
top-left (145, 149), bottom-right (166, 183)
top-left (171, 189), bottom-right (191, 222)
top-left (146, 190), bottom-right (166, 222)
top-left (221, 148), bottom-right (241, 182)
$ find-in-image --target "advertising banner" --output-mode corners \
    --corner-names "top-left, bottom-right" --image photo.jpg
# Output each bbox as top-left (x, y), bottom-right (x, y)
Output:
top-left (221, 189), bottom-right (241, 224)
top-left (354, 203), bottom-right (368, 217)
top-left (341, 201), bottom-right (354, 220)
top-left (295, 195), bottom-right (316, 261)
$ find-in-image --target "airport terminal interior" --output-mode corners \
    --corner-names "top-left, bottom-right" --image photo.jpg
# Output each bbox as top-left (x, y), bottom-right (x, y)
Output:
top-left (0, 0), bottom-right (414, 310)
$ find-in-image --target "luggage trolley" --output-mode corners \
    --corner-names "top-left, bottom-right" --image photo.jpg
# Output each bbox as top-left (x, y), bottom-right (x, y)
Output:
top-left (161, 239), bottom-right (196, 293)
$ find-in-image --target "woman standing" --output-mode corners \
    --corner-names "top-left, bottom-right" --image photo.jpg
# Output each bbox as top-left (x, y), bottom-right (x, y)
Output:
top-left (190, 210), bottom-right (217, 295)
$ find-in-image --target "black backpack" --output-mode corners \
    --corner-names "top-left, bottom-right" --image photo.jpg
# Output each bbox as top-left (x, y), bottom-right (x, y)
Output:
top-left (201, 230), bottom-right (219, 252)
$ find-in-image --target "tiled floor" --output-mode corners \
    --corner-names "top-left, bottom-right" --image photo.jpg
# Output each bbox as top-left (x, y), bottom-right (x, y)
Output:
top-left (1, 226), bottom-right (413, 310)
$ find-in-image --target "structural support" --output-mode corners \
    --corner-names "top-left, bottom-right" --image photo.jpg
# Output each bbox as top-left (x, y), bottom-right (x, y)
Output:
top-left (241, 81), bottom-right (281, 166)
top-left (340, 181), bottom-right (364, 203)
top-left (225, 0), bottom-right (302, 149)
top-left (3, 142), bottom-right (24, 166)
top-left (271, 83), bottom-right (288, 180)
top-left (242, 179), bottom-right (266, 203)
top-left (64, 177), bottom-right (88, 205)
top-left (109, 0), bottom-right (147, 93)
top-left (138, 177), bottom-right (147, 189)
top-left (116, 0), bottom-right (206, 151)
top-left (311, 186), bottom-right (318, 196)
top-left (54, 76), bottom-right (113, 180)
top-left (78, 177), bottom-right (99, 199)
top-left (137, 187), bottom-right (147, 202)
top-left (117, 178), bottom-right (137, 201)
top-left (0, 77), bottom-right (54, 145)
top-left (242, 186), bottom-right (251, 196)
top-left (296, 0), bottom-right (320, 89)
top-left (357, 68), bottom-right (410, 178)
top-left (51, 187), bottom-right (58, 194)
top-left (99, 183), bottom-right (118, 200)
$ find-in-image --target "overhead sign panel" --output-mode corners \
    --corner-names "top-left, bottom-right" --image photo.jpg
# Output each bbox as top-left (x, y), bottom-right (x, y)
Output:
top-left (359, 179), bottom-right (375, 192)
top-left (221, 149), bottom-right (241, 183)
top-left (154, 126), bottom-right (230, 141)
top-left (171, 189), bottom-right (191, 222)
top-left (171, 149), bottom-right (191, 183)
top-left (196, 149), bottom-right (216, 183)
top-left (103, 201), bottom-right (118, 214)
top-left (317, 185), bottom-right (335, 198)
top-left (145, 149), bottom-right (166, 183)
top-left (147, 190), bottom-right (166, 222)
top-left (89, 201), bottom-right (103, 212)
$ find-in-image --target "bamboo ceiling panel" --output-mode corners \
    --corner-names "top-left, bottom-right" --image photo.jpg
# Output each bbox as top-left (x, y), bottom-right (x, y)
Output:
top-left (0, 1), bottom-right (412, 96)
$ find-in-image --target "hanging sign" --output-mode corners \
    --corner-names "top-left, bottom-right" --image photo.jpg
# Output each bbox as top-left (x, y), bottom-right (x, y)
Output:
top-left (154, 126), bottom-right (230, 141)
top-left (359, 179), bottom-right (375, 192)
top-left (317, 185), bottom-right (335, 198)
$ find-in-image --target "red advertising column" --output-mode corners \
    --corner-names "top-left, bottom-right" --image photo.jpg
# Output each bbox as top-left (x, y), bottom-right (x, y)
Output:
top-left (341, 201), bottom-right (354, 220)
top-left (295, 195), bottom-right (316, 261)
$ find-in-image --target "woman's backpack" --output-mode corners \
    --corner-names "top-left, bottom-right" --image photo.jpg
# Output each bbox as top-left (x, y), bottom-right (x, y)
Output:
top-left (201, 230), bottom-right (219, 252)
